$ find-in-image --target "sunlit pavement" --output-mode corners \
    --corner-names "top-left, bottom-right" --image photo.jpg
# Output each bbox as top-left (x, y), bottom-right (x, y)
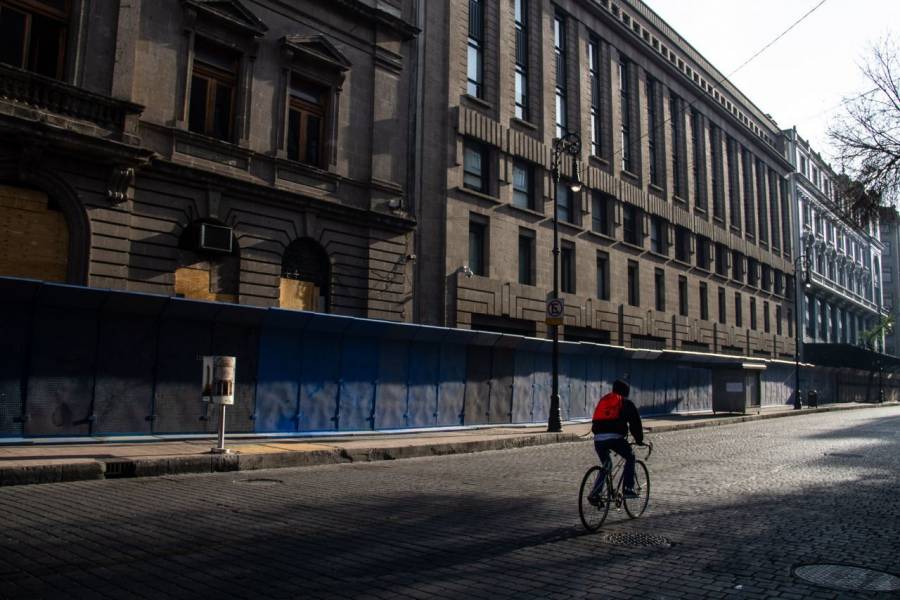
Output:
top-left (1, 406), bottom-right (898, 599)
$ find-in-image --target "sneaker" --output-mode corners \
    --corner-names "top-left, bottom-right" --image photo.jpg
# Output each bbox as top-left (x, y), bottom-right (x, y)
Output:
top-left (623, 488), bottom-right (640, 499)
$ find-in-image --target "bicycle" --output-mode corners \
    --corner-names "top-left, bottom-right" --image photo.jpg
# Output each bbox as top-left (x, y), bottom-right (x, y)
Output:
top-left (578, 440), bottom-right (652, 532)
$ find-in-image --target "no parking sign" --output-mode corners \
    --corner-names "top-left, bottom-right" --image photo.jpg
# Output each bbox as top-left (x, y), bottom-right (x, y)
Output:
top-left (546, 298), bottom-right (565, 326)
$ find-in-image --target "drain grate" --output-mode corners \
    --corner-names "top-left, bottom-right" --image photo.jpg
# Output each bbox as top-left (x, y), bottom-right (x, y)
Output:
top-left (102, 460), bottom-right (136, 479)
top-left (234, 478), bottom-right (283, 486)
top-left (824, 452), bottom-right (864, 458)
top-left (601, 532), bottom-right (671, 548)
top-left (794, 564), bottom-right (900, 592)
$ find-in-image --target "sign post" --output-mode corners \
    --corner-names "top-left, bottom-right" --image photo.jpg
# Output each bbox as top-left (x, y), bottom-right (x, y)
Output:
top-left (202, 356), bottom-right (236, 454)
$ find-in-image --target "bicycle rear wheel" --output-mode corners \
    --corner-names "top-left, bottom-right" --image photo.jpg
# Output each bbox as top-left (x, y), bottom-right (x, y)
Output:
top-left (578, 466), bottom-right (610, 532)
top-left (622, 460), bottom-right (650, 518)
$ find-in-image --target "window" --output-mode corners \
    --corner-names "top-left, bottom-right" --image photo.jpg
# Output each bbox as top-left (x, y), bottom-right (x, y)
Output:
top-left (742, 148), bottom-right (755, 237)
top-left (805, 294), bottom-right (814, 337)
top-left (619, 58), bottom-right (633, 172)
top-left (556, 180), bottom-right (575, 225)
top-left (0, 0), bottom-right (68, 79)
top-left (691, 109), bottom-right (706, 210)
top-left (776, 305), bottom-right (782, 335)
top-left (623, 204), bottom-right (640, 245)
top-left (512, 160), bottom-right (534, 209)
top-left (732, 251), bottom-right (744, 282)
top-left (561, 242), bottom-right (575, 293)
top-left (463, 140), bottom-right (487, 193)
top-left (787, 307), bottom-right (793, 337)
top-left (726, 136), bottom-right (740, 228)
top-left (747, 258), bottom-right (758, 287)
top-left (671, 92), bottom-right (685, 198)
top-left (768, 171), bottom-right (781, 248)
top-left (696, 236), bottom-right (710, 270)
top-left (189, 38), bottom-right (239, 141)
top-left (647, 77), bottom-right (660, 186)
top-left (627, 260), bottom-right (639, 307)
top-left (756, 159), bottom-right (768, 243)
top-left (675, 226), bottom-right (690, 262)
top-left (761, 264), bottom-right (771, 292)
top-left (710, 125), bottom-right (724, 220)
top-left (588, 37), bottom-right (602, 156)
top-left (554, 14), bottom-right (567, 138)
top-left (514, 0), bottom-right (528, 119)
top-left (718, 287), bottom-right (726, 324)
top-left (287, 76), bottom-right (327, 166)
top-left (467, 0), bottom-right (484, 97)
top-left (774, 270), bottom-right (784, 296)
top-left (591, 192), bottom-right (612, 236)
top-left (763, 300), bottom-right (770, 333)
top-left (699, 282), bottom-right (708, 320)
top-left (650, 216), bottom-right (667, 255)
top-left (735, 292), bottom-right (743, 327)
top-left (678, 276), bottom-right (688, 316)
top-left (750, 297), bottom-right (757, 330)
top-left (655, 268), bottom-right (665, 311)
top-left (468, 217), bottom-right (487, 276)
top-left (596, 252), bottom-right (610, 300)
top-left (518, 229), bottom-right (534, 285)
top-left (715, 243), bottom-right (727, 276)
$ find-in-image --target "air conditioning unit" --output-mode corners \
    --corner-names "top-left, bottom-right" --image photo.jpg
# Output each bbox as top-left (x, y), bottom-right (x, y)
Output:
top-left (199, 223), bottom-right (233, 253)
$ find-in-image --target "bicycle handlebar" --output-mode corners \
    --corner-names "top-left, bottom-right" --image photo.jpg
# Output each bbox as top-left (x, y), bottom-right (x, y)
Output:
top-left (634, 440), bottom-right (653, 459)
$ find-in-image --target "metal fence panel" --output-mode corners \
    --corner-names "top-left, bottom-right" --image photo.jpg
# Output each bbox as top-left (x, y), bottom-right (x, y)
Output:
top-left (0, 301), bottom-right (28, 436)
top-left (531, 352), bottom-right (552, 423)
top-left (25, 305), bottom-right (97, 436)
top-left (92, 313), bottom-right (155, 435)
top-left (512, 350), bottom-right (535, 423)
top-left (435, 343), bottom-right (465, 426)
top-left (463, 345), bottom-right (492, 425)
top-left (406, 341), bottom-right (440, 428)
top-left (374, 339), bottom-right (408, 429)
top-left (255, 328), bottom-right (302, 432)
top-left (338, 336), bottom-right (378, 431)
top-left (567, 354), bottom-right (588, 419)
top-left (154, 316), bottom-right (213, 434)
top-left (298, 331), bottom-right (342, 431)
top-left (488, 347), bottom-right (514, 424)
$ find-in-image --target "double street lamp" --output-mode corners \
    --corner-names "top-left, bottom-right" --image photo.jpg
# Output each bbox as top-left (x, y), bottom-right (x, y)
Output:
top-left (793, 231), bottom-right (814, 410)
top-left (548, 132), bottom-right (583, 433)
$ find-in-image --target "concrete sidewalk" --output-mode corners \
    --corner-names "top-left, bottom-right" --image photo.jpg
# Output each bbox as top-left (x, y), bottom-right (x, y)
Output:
top-left (0, 402), bottom-right (890, 487)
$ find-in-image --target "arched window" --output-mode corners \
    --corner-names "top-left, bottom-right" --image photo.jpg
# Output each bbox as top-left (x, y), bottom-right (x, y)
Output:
top-left (174, 220), bottom-right (240, 302)
top-left (280, 238), bottom-right (329, 312)
top-left (0, 184), bottom-right (68, 281)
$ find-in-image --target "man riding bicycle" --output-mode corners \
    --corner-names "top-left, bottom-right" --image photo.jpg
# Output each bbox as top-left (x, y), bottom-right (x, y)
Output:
top-left (589, 379), bottom-right (644, 501)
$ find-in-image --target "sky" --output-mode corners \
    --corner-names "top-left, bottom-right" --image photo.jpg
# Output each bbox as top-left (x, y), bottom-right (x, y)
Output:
top-left (645, 0), bottom-right (899, 164)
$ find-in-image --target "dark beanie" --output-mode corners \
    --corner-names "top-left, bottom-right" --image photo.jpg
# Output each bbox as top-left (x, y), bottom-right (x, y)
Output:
top-left (613, 379), bottom-right (630, 397)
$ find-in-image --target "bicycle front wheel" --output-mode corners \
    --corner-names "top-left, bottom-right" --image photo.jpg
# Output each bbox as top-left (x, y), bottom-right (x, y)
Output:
top-left (578, 466), bottom-right (610, 532)
top-left (622, 460), bottom-right (650, 518)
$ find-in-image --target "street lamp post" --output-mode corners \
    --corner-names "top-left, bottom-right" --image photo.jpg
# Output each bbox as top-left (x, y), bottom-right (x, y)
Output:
top-left (793, 232), bottom-right (814, 410)
top-left (548, 132), bottom-right (582, 433)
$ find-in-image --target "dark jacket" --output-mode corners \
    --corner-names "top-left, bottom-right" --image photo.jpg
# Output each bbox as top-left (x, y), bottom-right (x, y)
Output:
top-left (591, 394), bottom-right (644, 443)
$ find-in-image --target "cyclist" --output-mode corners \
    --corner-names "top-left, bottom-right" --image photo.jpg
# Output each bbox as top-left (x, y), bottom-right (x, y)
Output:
top-left (588, 379), bottom-right (644, 502)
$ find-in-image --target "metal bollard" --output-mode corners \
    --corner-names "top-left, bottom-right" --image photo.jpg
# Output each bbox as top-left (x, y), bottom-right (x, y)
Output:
top-left (202, 356), bottom-right (236, 454)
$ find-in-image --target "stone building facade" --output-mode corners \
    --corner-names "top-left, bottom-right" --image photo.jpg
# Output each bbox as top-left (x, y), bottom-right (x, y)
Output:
top-left (0, 0), bottom-right (418, 321)
top-left (781, 128), bottom-right (886, 350)
top-left (415, 0), bottom-right (797, 358)
top-left (878, 206), bottom-right (899, 355)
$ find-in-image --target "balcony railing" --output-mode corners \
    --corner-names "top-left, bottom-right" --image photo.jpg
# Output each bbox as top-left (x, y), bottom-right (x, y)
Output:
top-left (0, 63), bottom-right (143, 135)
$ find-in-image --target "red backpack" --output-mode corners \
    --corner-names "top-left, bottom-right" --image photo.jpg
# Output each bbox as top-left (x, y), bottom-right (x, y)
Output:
top-left (592, 392), bottom-right (623, 421)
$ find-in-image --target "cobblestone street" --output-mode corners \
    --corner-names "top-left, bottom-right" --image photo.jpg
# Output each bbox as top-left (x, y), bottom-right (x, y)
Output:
top-left (1, 406), bottom-right (898, 599)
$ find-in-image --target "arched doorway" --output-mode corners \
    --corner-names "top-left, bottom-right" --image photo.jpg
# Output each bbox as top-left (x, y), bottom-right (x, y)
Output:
top-left (280, 238), bottom-right (330, 312)
top-left (174, 220), bottom-right (240, 302)
top-left (0, 184), bottom-right (69, 282)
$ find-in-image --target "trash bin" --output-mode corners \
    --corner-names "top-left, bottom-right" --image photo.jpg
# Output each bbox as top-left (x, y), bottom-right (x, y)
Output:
top-left (807, 389), bottom-right (818, 408)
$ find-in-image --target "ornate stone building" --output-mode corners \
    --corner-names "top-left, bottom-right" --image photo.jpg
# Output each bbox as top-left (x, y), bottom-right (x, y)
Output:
top-left (0, 0), bottom-right (418, 320)
top-left (781, 128), bottom-right (886, 350)
top-left (414, 0), bottom-right (796, 358)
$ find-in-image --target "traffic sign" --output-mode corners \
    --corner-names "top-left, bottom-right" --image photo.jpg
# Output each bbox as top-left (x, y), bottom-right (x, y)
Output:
top-left (546, 298), bottom-right (565, 325)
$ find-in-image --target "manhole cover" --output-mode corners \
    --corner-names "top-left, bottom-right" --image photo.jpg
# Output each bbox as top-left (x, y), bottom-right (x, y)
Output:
top-left (234, 478), bottom-right (283, 486)
top-left (794, 564), bottom-right (900, 592)
top-left (601, 532), bottom-right (671, 548)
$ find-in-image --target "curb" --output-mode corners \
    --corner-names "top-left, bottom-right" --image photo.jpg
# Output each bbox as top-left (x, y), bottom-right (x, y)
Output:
top-left (0, 403), bottom-right (894, 487)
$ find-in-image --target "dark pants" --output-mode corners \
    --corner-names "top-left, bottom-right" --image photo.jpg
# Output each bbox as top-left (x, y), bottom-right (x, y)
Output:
top-left (593, 437), bottom-right (636, 493)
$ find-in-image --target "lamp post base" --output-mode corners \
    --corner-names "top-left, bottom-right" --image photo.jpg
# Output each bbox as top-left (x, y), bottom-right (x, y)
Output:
top-left (547, 393), bottom-right (562, 433)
